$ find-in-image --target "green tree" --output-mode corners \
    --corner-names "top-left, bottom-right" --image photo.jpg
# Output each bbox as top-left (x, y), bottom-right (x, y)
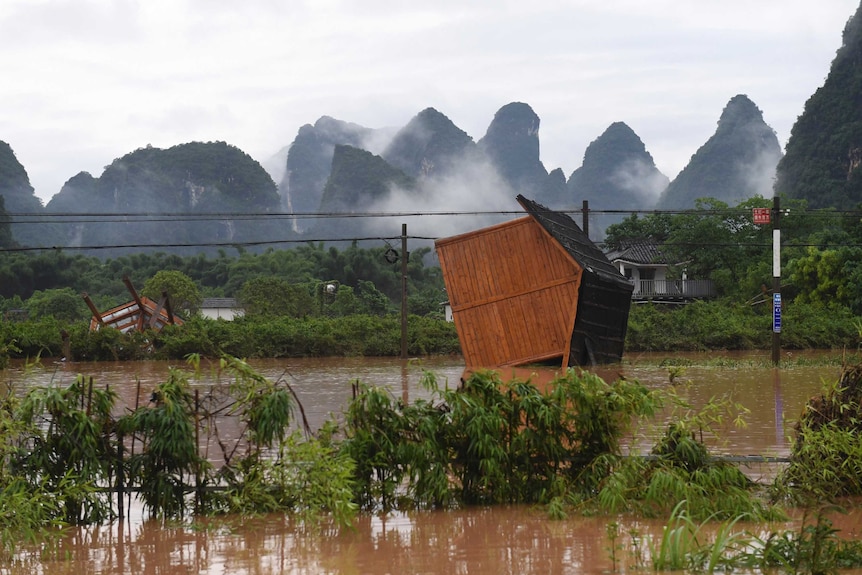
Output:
top-left (237, 276), bottom-right (314, 318)
top-left (24, 288), bottom-right (88, 322)
top-left (603, 212), bottom-right (674, 250)
top-left (142, 270), bottom-right (202, 318)
top-left (787, 246), bottom-right (862, 310)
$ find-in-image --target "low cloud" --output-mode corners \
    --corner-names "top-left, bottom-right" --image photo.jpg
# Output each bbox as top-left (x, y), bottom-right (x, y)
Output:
top-left (364, 154), bottom-right (521, 244)
top-left (609, 158), bottom-right (670, 206)
top-left (737, 148), bottom-right (781, 200)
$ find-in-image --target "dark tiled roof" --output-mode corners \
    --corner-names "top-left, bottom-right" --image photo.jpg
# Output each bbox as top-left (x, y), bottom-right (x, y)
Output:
top-left (605, 241), bottom-right (672, 265)
top-left (516, 195), bottom-right (631, 288)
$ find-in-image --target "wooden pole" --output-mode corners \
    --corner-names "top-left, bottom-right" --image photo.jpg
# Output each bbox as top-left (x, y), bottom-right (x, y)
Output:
top-left (82, 292), bottom-right (105, 326)
top-left (122, 275), bottom-right (146, 331)
top-left (400, 223), bottom-right (408, 359)
top-left (582, 200), bottom-right (590, 239)
top-left (128, 377), bottom-right (141, 518)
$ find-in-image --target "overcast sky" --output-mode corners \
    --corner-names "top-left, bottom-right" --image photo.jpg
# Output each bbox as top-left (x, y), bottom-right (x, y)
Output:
top-left (0, 0), bottom-right (858, 205)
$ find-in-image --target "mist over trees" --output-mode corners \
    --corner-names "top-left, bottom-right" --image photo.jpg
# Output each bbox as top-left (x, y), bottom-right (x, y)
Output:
top-left (555, 122), bottom-right (669, 237)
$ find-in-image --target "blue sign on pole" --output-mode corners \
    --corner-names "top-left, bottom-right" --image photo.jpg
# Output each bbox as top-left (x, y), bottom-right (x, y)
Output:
top-left (773, 293), bottom-right (782, 333)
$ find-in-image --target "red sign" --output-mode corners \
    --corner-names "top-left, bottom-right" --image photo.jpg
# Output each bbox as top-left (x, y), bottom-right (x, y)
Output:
top-left (753, 208), bottom-right (771, 225)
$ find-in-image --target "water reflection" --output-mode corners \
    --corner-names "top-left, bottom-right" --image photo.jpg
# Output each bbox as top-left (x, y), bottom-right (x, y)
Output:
top-left (36, 508), bottom-right (623, 574)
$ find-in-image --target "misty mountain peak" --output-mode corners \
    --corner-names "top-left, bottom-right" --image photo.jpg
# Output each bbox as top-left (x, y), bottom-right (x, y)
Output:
top-left (480, 102), bottom-right (541, 150)
top-left (717, 94), bottom-right (767, 130)
top-left (281, 116), bottom-right (375, 228)
top-left (562, 122), bottom-right (668, 222)
top-left (44, 141), bottom-right (281, 254)
top-left (657, 94), bottom-right (781, 209)
top-left (382, 107), bottom-right (475, 178)
top-left (0, 140), bottom-right (49, 246)
top-left (478, 102), bottom-right (547, 194)
top-left (312, 115), bottom-right (372, 141)
top-left (0, 140), bottom-right (36, 201)
top-left (580, 121), bottom-right (657, 167)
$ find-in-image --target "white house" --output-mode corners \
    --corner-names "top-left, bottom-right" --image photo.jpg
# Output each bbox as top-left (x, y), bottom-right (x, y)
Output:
top-left (200, 298), bottom-right (244, 320)
top-left (605, 241), bottom-right (715, 301)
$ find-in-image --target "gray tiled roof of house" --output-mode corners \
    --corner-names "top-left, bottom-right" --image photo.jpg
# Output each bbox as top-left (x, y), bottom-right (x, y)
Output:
top-left (605, 241), bottom-right (671, 266)
top-left (201, 298), bottom-right (239, 308)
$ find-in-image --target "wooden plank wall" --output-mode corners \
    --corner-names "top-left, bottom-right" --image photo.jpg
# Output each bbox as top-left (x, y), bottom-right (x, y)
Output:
top-left (436, 217), bottom-right (583, 368)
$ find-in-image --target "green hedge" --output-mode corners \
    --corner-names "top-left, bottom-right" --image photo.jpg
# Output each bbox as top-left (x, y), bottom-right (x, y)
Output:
top-left (625, 300), bottom-right (860, 352)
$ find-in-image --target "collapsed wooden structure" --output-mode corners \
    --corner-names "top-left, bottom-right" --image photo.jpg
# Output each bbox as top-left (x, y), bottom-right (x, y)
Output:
top-left (435, 195), bottom-right (633, 369)
top-left (83, 276), bottom-right (183, 333)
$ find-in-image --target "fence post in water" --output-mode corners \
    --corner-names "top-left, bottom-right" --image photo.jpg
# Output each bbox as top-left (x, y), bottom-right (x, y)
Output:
top-left (117, 426), bottom-right (125, 521)
top-left (110, 383), bottom-right (125, 521)
top-left (194, 388), bottom-right (200, 514)
top-left (86, 376), bottom-right (94, 417)
top-left (128, 378), bottom-right (141, 519)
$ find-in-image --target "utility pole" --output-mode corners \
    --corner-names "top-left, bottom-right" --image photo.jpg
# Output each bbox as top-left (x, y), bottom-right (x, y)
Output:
top-left (582, 200), bottom-right (590, 238)
top-left (772, 197), bottom-right (781, 366)
top-left (401, 223), bottom-right (408, 359)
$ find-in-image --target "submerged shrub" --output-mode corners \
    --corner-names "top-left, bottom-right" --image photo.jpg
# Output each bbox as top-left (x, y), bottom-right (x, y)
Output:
top-left (775, 363), bottom-right (862, 504)
top-left (217, 425), bottom-right (357, 528)
top-left (16, 375), bottom-right (118, 524)
top-left (340, 368), bottom-right (660, 511)
top-left (594, 391), bottom-right (780, 521)
top-left (118, 369), bottom-right (207, 519)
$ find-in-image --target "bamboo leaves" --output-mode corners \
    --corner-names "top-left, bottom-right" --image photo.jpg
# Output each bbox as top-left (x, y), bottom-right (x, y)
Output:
top-left (341, 368), bottom-right (661, 511)
top-left (119, 369), bottom-right (204, 519)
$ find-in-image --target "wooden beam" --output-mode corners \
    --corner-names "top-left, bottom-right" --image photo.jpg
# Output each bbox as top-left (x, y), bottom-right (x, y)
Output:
top-left (123, 276), bottom-right (146, 331)
top-left (82, 292), bottom-right (105, 326)
top-left (149, 293), bottom-right (168, 328)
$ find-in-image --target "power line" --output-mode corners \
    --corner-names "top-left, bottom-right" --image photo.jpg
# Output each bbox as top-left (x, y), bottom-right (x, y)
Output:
top-left (4, 236), bottom-right (862, 255)
top-left (4, 205), bottom-right (862, 253)
top-left (4, 207), bottom-right (862, 224)
top-left (0, 236), bottom-right (412, 253)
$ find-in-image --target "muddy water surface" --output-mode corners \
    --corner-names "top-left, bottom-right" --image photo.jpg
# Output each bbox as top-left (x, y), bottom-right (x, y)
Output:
top-left (4, 352), bottom-right (861, 574)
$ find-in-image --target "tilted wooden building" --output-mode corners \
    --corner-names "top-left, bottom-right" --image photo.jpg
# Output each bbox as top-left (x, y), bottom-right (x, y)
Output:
top-left (435, 195), bottom-right (633, 369)
top-left (84, 276), bottom-right (184, 333)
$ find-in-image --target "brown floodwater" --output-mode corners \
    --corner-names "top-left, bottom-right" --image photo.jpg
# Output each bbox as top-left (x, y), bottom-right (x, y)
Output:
top-left (4, 352), bottom-right (862, 574)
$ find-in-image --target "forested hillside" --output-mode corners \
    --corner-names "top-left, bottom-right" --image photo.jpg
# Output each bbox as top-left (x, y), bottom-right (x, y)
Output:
top-left (45, 141), bottom-right (283, 255)
top-left (774, 2), bottom-right (862, 208)
top-left (0, 141), bottom-right (57, 247)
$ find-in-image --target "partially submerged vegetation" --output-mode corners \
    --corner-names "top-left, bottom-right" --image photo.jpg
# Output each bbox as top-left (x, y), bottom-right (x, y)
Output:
top-left (0, 298), bottom-right (858, 367)
top-left (3, 357), bottom-right (862, 571)
top-left (774, 363), bottom-right (862, 504)
top-left (0, 314), bottom-right (460, 362)
top-left (625, 299), bottom-right (861, 353)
